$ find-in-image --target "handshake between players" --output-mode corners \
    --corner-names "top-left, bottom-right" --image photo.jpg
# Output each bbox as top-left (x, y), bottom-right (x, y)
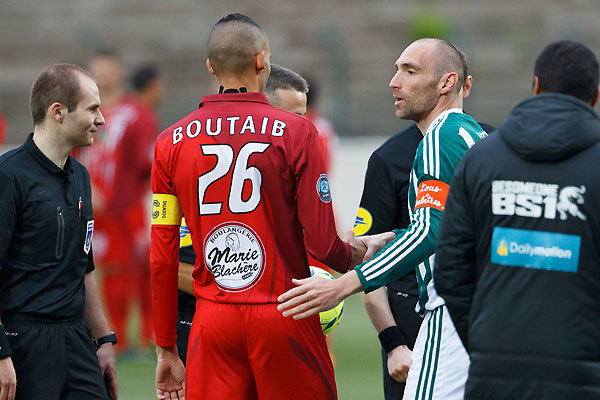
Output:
top-left (278, 231), bottom-right (396, 319)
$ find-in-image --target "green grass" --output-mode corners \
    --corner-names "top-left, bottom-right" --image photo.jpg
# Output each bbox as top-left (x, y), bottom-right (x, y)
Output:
top-left (114, 294), bottom-right (383, 399)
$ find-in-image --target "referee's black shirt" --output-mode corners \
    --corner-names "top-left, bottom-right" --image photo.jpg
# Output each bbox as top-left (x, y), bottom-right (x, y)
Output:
top-left (0, 133), bottom-right (95, 319)
top-left (358, 125), bottom-right (422, 294)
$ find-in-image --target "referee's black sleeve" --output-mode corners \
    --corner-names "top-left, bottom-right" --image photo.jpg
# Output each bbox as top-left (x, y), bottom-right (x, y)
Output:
top-left (179, 246), bottom-right (196, 265)
top-left (86, 249), bottom-right (95, 273)
top-left (359, 153), bottom-right (398, 235)
top-left (434, 156), bottom-right (477, 350)
top-left (0, 171), bottom-right (19, 268)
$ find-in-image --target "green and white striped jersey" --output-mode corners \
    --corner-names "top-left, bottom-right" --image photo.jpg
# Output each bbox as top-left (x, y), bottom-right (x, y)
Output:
top-left (356, 109), bottom-right (487, 314)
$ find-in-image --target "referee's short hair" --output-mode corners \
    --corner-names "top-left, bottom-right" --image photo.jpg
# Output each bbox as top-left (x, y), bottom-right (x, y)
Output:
top-left (30, 64), bottom-right (93, 126)
top-left (534, 40), bottom-right (599, 103)
top-left (265, 64), bottom-right (308, 104)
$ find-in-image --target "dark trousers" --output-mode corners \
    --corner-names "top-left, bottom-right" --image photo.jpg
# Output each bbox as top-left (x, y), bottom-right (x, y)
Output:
top-left (382, 289), bottom-right (423, 400)
top-left (3, 314), bottom-right (109, 400)
top-left (176, 305), bottom-right (195, 366)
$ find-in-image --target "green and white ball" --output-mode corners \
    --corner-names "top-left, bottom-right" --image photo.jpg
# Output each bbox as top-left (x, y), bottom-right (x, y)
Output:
top-left (309, 266), bottom-right (344, 335)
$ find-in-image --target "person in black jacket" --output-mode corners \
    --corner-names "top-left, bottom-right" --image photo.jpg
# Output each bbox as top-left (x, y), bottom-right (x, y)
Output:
top-left (434, 40), bottom-right (600, 399)
top-left (0, 64), bottom-right (117, 399)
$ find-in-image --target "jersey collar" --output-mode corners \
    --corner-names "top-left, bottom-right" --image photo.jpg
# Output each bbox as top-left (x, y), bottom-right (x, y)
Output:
top-left (425, 108), bottom-right (463, 135)
top-left (198, 92), bottom-right (270, 108)
top-left (24, 133), bottom-right (72, 176)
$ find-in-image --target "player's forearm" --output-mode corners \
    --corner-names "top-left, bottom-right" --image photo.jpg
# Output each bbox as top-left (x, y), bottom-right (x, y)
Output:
top-left (178, 261), bottom-right (194, 295)
top-left (356, 208), bottom-right (440, 293)
top-left (151, 228), bottom-right (181, 347)
top-left (83, 272), bottom-right (111, 338)
top-left (361, 287), bottom-right (397, 333)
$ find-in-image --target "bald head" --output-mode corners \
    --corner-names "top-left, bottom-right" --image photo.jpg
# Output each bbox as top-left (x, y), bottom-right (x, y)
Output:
top-left (207, 13), bottom-right (269, 76)
top-left (416, 38), bottom-right (467, 93)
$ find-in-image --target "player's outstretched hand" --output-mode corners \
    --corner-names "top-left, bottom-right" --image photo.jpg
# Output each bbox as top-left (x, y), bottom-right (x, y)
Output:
top-left (343, 231), bottom-right (367, 268)
top-left (387, 344), bottom-right (411, 383)
top-left (0, 357), bottom-right (16, 400)
top-left (156, 345), bottom-right (185, 400)
top-left (278, 270), bottom-right (362, 319)
top-left (359, 231), bottom-right (396, 263)
top-left (97, 342), bottom-right (118, 399)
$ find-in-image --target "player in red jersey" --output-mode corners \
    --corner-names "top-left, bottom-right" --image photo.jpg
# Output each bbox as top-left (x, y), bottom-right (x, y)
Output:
top-left (0, 110), bottom-right (6, 149)
top-left (151, 13), bottom-right (365, 400)
top-left (304, 77), bottom-right (338, 173)
top-left (79, 52), bottom-right (163, 352)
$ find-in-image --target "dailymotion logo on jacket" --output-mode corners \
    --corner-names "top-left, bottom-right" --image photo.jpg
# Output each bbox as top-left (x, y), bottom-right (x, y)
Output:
top-left (491, 227), bottom-right (581, 272)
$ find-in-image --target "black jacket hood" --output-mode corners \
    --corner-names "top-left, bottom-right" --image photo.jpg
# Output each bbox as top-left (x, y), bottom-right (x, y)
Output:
top-left (498, 93), bottom-right (600, 162)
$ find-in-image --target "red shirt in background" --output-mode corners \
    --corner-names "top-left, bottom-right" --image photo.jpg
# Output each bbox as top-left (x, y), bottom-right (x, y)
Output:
top-left (75, 96), bottom-right (158, 263)
top-left (0, 111), bottom-right (6, 147)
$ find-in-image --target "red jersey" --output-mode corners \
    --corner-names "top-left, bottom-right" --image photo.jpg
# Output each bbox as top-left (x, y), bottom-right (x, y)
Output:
top-left (151, 92), bottom-right (351, 346)
top-left (0, 111), bottom-right (6, 147)
top-left (305, 109), bottom-right (338, 172)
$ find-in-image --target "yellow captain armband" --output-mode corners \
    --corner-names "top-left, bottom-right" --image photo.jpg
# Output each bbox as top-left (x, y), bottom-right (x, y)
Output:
top-left (151, 194), bottom-right (182, 226)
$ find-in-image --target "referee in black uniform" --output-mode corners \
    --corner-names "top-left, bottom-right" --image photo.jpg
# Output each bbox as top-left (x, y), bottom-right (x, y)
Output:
top-left (356, 76), bottom-right (494, 399)
top-left (0, 64), bottom-right (117, 399)
top-left (356, 123), bottom-right (425, 399)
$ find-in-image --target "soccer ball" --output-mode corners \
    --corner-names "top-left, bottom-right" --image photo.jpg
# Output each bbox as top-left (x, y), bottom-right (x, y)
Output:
top-left (309, 266), bottom-right (344, 335)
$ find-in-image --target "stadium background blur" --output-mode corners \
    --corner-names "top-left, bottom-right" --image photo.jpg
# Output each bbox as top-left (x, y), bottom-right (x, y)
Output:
top-left (1, 1), bottom-right (599, 398)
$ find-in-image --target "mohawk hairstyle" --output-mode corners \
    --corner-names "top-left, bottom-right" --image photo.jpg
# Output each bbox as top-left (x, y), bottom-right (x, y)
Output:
top-left (207, 14), bottom-right (268, 75)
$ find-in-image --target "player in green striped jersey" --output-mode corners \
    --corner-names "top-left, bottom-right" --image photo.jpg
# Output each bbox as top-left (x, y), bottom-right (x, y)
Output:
top-left (279, 38), bottom-right (487, 400)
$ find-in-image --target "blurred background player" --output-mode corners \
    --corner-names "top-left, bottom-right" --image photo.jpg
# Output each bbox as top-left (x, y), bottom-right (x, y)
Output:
top-left (79, 51), bottom-right (163, 354)
top-left (357, 76), bottom-right (494, 398)
top-left (0, 109), bottom-right (6, 150)
top-left (304, 76), bottom-right (338, 172)
top-left (151, 14), bottom-right (365, 399)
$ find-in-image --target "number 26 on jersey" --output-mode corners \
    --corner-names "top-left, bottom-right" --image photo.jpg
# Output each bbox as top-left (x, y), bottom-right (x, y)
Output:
top-left (198, 142), bottom-right (270, 215)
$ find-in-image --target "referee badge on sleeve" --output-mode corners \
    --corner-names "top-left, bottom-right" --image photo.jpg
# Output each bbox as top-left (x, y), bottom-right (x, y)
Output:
top-left (84, 220), bottom-right (94, 254)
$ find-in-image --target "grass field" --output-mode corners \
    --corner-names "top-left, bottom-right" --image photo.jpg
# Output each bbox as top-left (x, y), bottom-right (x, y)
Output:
top-left (115, 293), bottom-right (384, 399)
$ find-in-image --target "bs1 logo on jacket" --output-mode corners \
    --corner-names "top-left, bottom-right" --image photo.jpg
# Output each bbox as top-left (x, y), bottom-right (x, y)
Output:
top-left (491, 180), bottom-right (587, 220)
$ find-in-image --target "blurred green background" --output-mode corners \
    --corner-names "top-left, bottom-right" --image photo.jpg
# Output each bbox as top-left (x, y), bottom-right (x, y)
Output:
top-left (115, 293), bottom-right (383, 399)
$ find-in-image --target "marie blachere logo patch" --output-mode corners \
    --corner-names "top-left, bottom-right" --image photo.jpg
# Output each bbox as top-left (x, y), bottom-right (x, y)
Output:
top-left (203, 222), bottom-right (265, 292)
top-left (492, 181), bottom-right (587, 221)
top-left (84, 220), bottom-right (94, 254)
top-left (317, 174), bottom-right (331, 203)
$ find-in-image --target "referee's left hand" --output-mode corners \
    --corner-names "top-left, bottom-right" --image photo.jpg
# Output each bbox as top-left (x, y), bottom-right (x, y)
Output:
top-left (97, 343), bottom-right (118, 399)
